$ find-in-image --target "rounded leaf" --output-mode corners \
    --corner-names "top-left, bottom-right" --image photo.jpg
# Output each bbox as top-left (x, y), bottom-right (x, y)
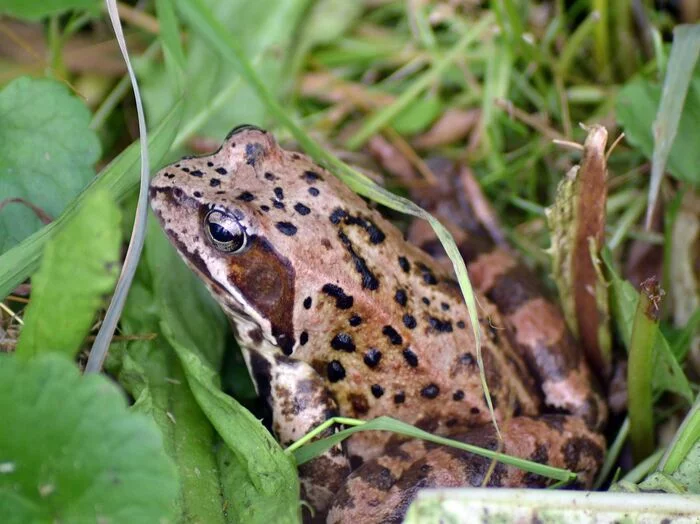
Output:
top-left (0, 354), bottom-right (178, 523)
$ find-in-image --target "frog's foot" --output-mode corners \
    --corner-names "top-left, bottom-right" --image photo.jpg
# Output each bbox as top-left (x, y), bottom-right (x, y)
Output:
top-left (326, 415), bottom-right (605, 524)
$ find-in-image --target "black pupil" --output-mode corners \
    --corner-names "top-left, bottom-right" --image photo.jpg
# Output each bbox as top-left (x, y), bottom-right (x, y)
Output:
top-left (208, 221), bottom-right (243, 249)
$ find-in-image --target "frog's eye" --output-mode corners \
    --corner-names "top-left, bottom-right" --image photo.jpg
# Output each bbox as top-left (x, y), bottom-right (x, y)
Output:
top-left (205, 210), bottom-right (247, 253)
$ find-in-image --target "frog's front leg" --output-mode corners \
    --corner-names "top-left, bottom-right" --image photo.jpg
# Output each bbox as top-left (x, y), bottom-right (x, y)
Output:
top-left (245, 349), bottom-right (351, 514)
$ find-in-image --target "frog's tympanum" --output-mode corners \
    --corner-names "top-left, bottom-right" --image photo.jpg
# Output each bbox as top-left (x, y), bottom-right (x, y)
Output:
top-left (150, 125), bottom-right (607, 523)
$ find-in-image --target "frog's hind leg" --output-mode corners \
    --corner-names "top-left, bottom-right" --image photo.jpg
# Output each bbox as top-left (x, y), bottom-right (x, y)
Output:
top-left (409, 212), bottom-right (608, 432)
top-left (459, 237), bottom-right (609, 431)
top-left (244, 349), bottom-right (351, 516)
top-left (326, 415), bottom-right (605, 524)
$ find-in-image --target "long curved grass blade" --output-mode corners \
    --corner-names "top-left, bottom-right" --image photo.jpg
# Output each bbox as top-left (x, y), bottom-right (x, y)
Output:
top-left (593, 417), bottom-right (630, 490)
top-left (659, 395), bottom-right (700, 475)
top-left (291, 416), bottom-right (575, 483)
top-left (84, 0), bottom-right (152, 372)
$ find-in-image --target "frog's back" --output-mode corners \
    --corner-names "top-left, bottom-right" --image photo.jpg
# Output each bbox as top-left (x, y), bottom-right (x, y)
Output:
top-left (263, 151), bottom-right (541, 435)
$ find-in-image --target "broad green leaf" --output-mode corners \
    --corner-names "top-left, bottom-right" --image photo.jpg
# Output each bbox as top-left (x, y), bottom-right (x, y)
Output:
top-left (0, 353), bottom-right (178, 523)
top-left (0, 98), bottom-right (184, 301)
top-left (112, 242), bottom-right (230, 524)
top-left (15, 189), bottom-right (121, 359)
top-left (167, 331), bottom-right (300, 524)
top-left (651, 336), bottom-right (693, 404)
top-left (601, 249), bottom-right (693, 403)
top-left (0, 77), bottom-right (101, 254)
top-left (616, 75), bottom-right (700, 185)
top-left (0, 0), bottom-right (100, 20)
top-left (216, 446), bottom-right (258, 522)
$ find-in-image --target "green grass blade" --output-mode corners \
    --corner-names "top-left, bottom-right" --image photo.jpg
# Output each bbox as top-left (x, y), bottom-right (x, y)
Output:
top-left (627, 278), bottom-right (662, 462)
top-left (556, 10), bottom-right (601, 76)
top-left (291, 416), bottom-right (575, 483)
top-left (594, 417), bottom-right (630, 490)
top-left (659, 395), bottom-right (700, 475)
top-left (345, 15), bottom-right (493, 150)
top-left (646, 24), bottom-right (700, 228)
top-left (592, 0), bottom-right (610, 79)
top-left (155, 0), bottom-right (187, 74)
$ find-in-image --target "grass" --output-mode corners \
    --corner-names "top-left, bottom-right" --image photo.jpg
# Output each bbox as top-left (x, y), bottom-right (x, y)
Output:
top-left (0, 1), bottom-right (698, 523)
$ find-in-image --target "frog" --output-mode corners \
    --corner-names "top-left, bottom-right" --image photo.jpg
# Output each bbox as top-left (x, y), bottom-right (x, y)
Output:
top-left (149, 125), bottom-right (607, 523)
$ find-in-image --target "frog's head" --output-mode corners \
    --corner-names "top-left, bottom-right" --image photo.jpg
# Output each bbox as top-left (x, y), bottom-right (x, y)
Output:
top-left (149, 125), bottom-right (320, 354)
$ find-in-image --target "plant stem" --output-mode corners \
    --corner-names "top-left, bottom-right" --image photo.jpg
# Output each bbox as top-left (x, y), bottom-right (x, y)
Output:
top-left (556, 10), bottom-right (600, 77)
top-left (592, 0), bottom-right (610, 80)
top-left (627, 277), bottom-right (662, 463)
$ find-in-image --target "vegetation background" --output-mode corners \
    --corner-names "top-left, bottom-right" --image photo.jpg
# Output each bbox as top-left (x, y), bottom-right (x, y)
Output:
top-left (0, 1), bottom-right (698, 522)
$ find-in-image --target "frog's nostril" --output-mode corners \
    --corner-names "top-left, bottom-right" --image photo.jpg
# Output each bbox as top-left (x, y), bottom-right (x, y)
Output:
top-left (171, 187), bottom-right (187, 205)
top-left (149, 184), bottom-right (183, 206)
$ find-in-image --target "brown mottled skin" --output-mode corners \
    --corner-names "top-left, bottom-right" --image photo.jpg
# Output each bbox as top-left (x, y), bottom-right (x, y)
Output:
top-left (405, 158), bottom-right (608, 432)
top-left (150, 126), bottom-right (606, 523)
